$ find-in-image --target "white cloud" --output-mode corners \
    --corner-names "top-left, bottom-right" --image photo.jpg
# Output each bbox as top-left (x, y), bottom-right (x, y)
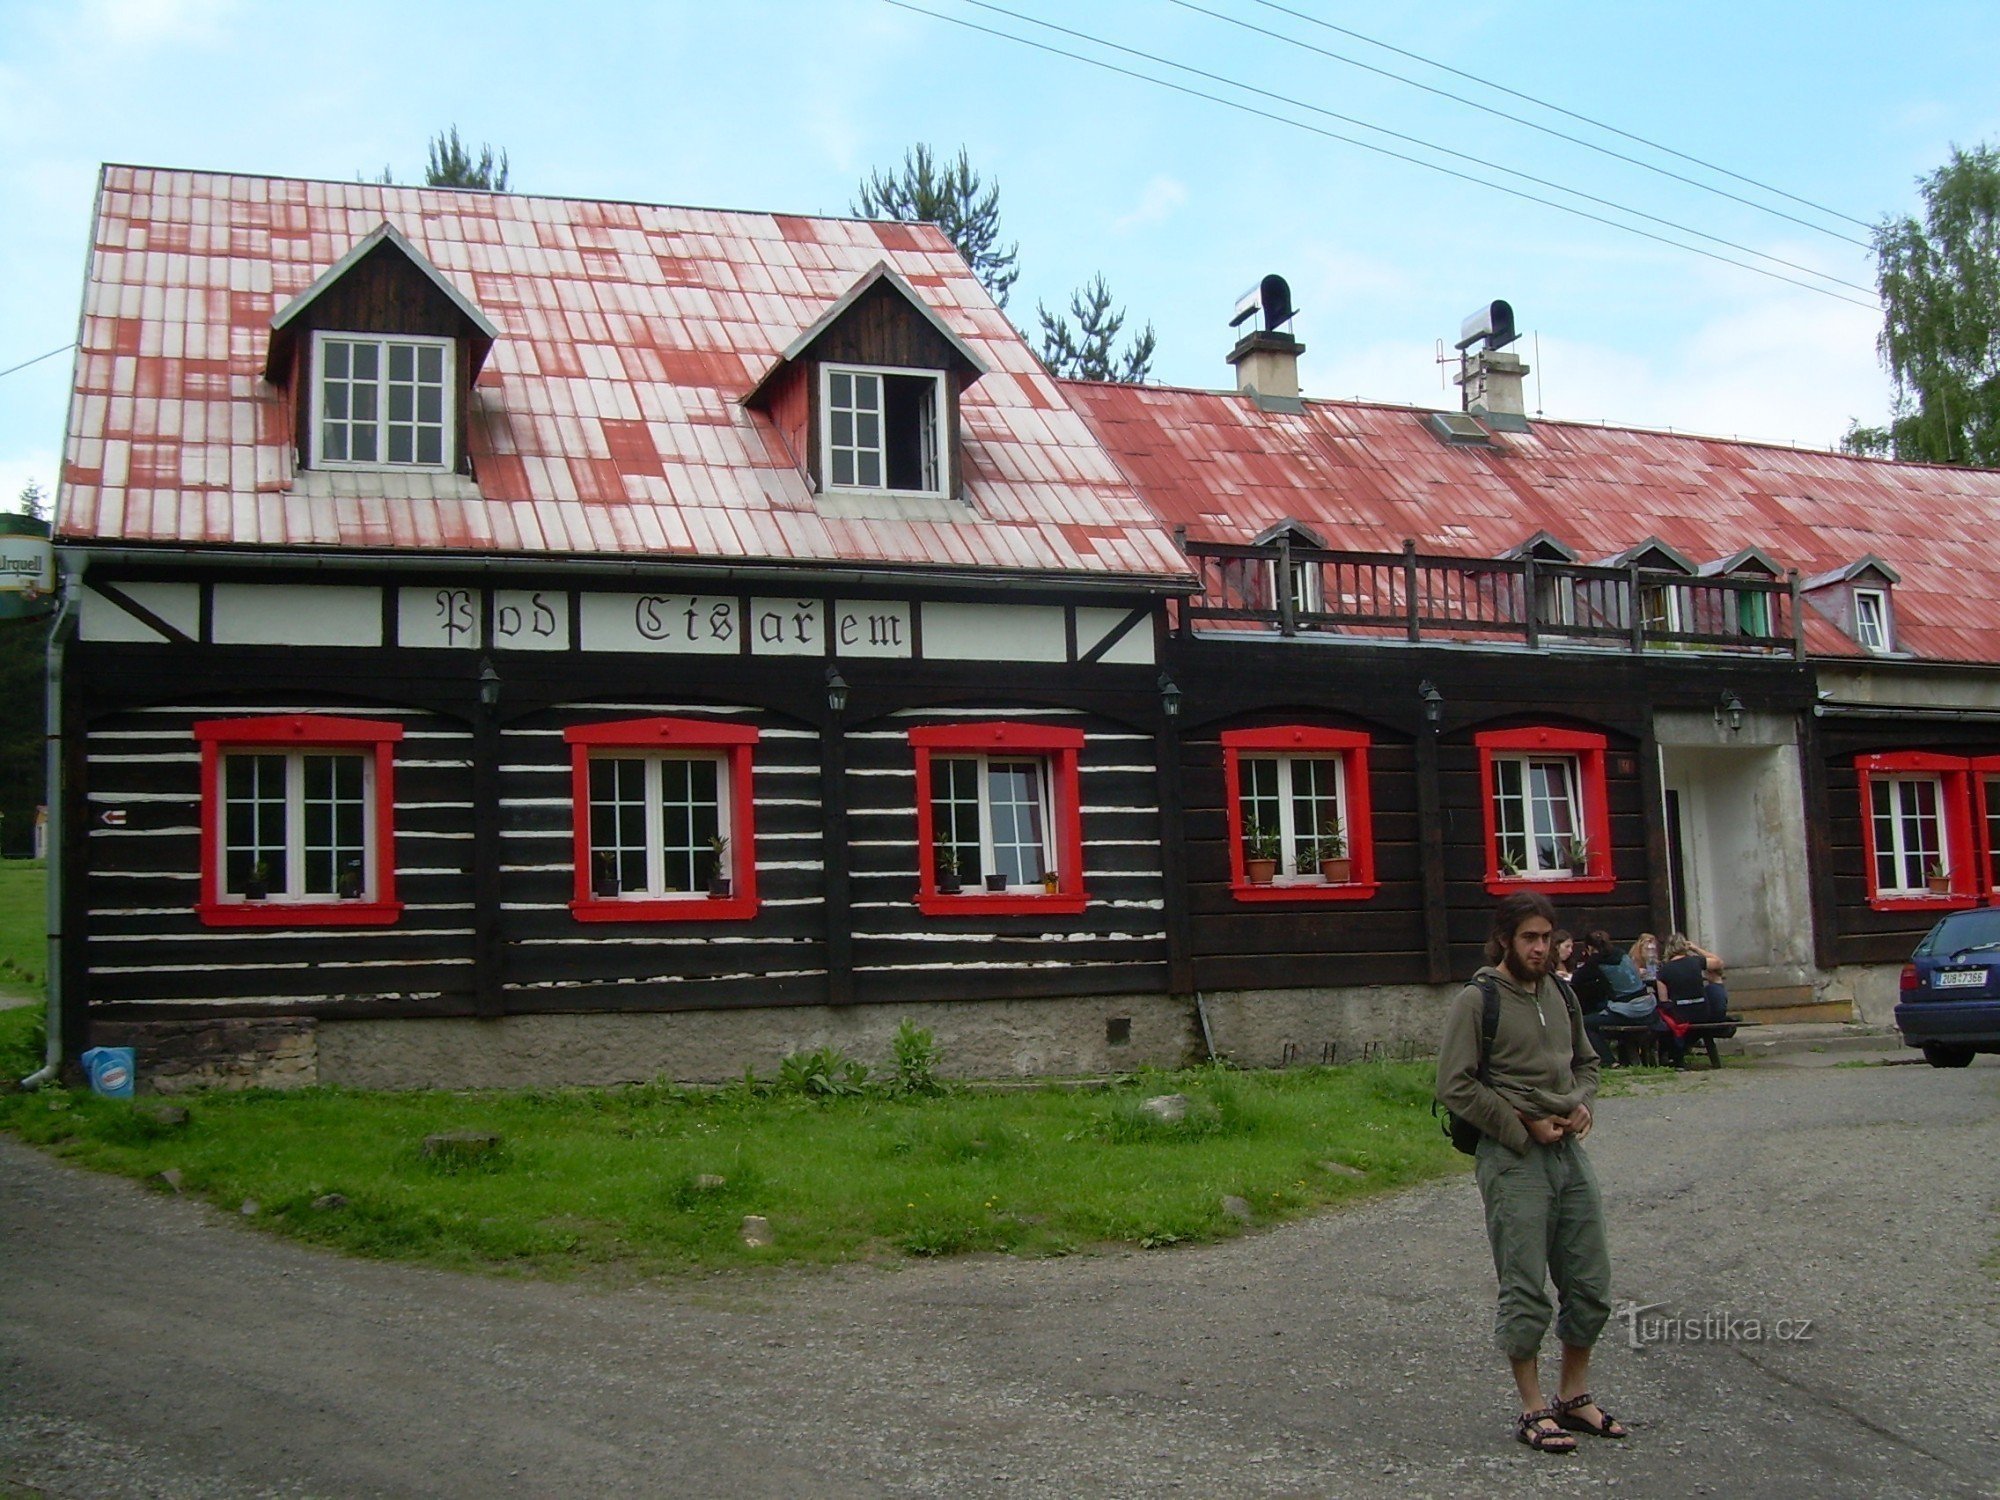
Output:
top-left (1114, 175), bottom-right (1187, 232)
top-left (79, 0), bottom-right (236, 49)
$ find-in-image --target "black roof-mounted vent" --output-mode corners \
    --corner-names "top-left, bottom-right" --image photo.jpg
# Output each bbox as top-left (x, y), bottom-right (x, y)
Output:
top-left (1424, 411), bottom-right (1496, 447)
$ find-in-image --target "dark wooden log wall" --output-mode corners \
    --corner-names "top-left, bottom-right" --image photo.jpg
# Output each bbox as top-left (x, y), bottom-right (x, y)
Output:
top-left (1814, 714), bottom-right (2000, 965)
top-left (70, 627), bottom-right (1171, 1028)
top-left (1178, 709), bottom-right (1651, 991)
top-left (494, 697), bottom-right (830, 1014)
top-left (843, 705), bottom-right (1168, 1005)
top-left (1164, 637), bottom-right (1808, 991)
top-left (80, 695), bottom-right (477, 1020)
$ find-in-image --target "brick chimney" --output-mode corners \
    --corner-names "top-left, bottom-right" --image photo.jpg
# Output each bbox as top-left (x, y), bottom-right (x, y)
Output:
top-left (1452, 299), bottom-right (1529, 432)
top-left (1227, 274), bottom-right (1304, 412)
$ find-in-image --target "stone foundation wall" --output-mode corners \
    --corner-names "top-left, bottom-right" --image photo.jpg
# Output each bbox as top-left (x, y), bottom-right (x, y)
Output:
top-left (316, 993), bottom-right (1205, 1091)
top-left (89, 980), bottom-right (1469, 1092)
top-left (1200, 983), bottom-right (1454, 1070)
top-left (91, 1017), bottom-right (317, 1094)
top-left (1815, 964), bottom-right (1905, 1029)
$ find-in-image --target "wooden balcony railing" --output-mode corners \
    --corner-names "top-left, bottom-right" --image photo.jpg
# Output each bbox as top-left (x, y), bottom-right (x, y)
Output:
top-left (1181, 538), bottom-right (1803, 657)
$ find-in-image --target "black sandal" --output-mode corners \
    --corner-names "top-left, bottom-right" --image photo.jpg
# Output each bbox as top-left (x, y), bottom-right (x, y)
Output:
top-left (1515, 1406), bottom-right (1578, 1454)
top-left (1553, 1391), bottom-right (1628, 1439)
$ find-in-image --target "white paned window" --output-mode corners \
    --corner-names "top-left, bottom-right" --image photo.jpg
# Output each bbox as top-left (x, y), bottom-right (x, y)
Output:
top-left (823, 364), bottom-right (943, 495)
top-left (222, 750), bottom-right (371, 900)
top-left (1637, 582), bottom-right (1681, 635)
top-left (316, 333), bottom-right (451, 469)
top-left (1854, 589), bottom-right (1890, 652)
top-left (1871, 775), bottom-right (1944, 894)
top-left (1239, 755), bottom-right (1346, 877)
top-left (1271, 556), bottom-right (1321, 618)
top-left (1492, 755), bottom-right (1581, 877)
top-left (930, 755), bottom-right (1052, 888)
top-left (587, 754), bottom-right (727, 898)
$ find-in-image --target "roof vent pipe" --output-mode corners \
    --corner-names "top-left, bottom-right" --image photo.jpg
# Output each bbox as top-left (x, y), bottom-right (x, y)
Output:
top-left (1227, 274), bottom-right (1305, 411)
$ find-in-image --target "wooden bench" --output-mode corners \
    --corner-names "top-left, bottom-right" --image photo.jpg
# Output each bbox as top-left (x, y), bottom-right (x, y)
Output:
top-left (1594, 1018), bottom-right (1749, 1070)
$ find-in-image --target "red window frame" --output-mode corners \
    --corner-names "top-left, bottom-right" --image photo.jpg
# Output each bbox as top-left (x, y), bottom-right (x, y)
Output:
top-left (1476, 726), bottom-right (1616, 896)
top-left (193, 714), bottom-right (403, 927)
top-left (1856, 751), bottom-right (1978, 912)
top-left (565, 717), bottom-right (760, 922)
top-left (1220, 726), bottom-right (1378, 902)
top-left (1975, 755), bottom-right (2000, 902)
top-left (909, 721), bottom-right (1087, 916)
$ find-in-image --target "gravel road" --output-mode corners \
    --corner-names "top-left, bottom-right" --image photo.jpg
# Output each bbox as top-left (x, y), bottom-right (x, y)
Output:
top-left (3, 1058), bottom-right (1997, 1499)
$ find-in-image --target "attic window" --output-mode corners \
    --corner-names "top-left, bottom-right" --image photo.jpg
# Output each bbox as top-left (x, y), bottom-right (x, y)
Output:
top-left (1855, 589), bottom-right (1891, 652)
top-left (314, 333), bottom-right (452, 469)
top-left (824, 365), bottom-right (943, 495)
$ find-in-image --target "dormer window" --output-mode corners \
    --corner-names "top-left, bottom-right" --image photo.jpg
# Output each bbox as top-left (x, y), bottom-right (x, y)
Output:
top-left (743, 263), bottom-right (986, 513)
top-left (1854, 589), bottom-right (1891, 652)
top-left (264, 221), bottom-right (496, 481)
top-left (315, 333), bottom-right (453, 469)
top-left (823, 365), bottom-right (943, 494)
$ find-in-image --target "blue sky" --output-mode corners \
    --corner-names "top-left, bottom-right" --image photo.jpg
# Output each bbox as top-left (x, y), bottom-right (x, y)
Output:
top-left (4, 0), bottom-right (1999, 508)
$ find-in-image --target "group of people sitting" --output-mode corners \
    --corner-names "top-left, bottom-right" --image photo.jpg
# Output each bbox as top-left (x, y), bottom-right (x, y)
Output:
top-left (1554, 928), bottom-right (1733, 1067)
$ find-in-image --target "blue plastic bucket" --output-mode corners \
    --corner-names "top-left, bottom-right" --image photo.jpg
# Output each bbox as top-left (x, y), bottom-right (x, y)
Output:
top-left (80, 1046), bottom-right (136, 1098)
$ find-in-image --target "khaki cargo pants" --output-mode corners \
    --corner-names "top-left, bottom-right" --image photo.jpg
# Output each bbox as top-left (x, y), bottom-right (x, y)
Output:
top-left (1473, 1134), bottom-right (1612, 1361)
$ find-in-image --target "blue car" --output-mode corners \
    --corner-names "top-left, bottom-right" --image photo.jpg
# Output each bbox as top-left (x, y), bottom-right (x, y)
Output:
top-left (1897, 908), bottom-right (2000, 1067)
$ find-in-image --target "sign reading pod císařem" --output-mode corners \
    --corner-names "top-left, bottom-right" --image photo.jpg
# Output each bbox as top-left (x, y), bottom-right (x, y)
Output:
top-left (0, 515), bottom-right (53, 620)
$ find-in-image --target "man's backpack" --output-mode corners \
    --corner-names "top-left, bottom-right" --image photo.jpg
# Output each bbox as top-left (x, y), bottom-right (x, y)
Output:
top-left (1434, 976), bottom-right (1502, 1155)
top-left (1433, 975), bottom-right (1579, 1154)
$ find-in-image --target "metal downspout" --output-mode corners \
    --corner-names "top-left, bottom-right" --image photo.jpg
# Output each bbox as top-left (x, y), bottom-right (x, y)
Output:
top-left (21, 578), bottom-right (76, 1088)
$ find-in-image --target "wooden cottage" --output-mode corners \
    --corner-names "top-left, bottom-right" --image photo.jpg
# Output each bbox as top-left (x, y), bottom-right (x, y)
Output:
top-left (51, 167), bottom-right (1193, 1088)
top-left (45, 166), bottom-right (2000, 1089)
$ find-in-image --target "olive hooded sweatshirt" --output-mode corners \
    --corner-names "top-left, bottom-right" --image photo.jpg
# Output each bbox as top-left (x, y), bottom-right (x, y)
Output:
top-left (1435, 963), bottom-right (1599, 1155)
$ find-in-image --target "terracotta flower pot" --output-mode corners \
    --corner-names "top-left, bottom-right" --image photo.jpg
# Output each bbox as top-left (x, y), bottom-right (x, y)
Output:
top-left (1246, 857), bottom-right (1278, 885)
top-left (1319, 856), bottom-right (1352, 883)
top-left (1927, 874), bottom-right (1951, 895)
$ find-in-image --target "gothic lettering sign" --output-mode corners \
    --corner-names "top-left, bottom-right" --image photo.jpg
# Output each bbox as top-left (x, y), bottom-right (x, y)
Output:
top-left (581, 592), bottom-right (740, 654)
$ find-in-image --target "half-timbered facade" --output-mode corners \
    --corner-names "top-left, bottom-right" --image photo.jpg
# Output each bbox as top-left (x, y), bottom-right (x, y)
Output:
top-left (48, 166), bottom-right (2000, 1089)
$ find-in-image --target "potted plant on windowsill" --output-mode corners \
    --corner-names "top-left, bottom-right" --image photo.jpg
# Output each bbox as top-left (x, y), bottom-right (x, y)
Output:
top-left (1314, 817), bottom-right (1351, 883)
top-left (706, 834), bottom-right (732, 899)
top-left (592, 851), bottom-right (620, 899)
top-left (244, 860), bottom-right (271, 902)
top-left (985, 871), bottom-right (1010, 893)
top-left (1041, 868), bottom-right (1061, 895)
top-left (1925, 859), bottom-right (1951, 895)
top-left (336, 859), bottom-right (364, 900)
top-left (1562, 835), bottom-right (1591, 877)
top-left (936, 849), bottom-right (962, 895)
top-left (1244, 822), bottom-right (1280, 885)
top-left (1498, 846), bottom-right (1526, 881)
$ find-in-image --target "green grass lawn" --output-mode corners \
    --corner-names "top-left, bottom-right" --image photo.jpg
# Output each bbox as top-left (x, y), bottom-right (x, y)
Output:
top-left (0, 1003), bottom-right (1464, 1278)
top-left (0, 859), bottom-right (44, 997)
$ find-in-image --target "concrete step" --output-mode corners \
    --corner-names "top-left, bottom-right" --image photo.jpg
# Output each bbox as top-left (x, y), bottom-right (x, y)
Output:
top-left (1719, 1022), bottom-right (1904, 1063)
top-left (1729, 985), bottom-right (1854, 1026)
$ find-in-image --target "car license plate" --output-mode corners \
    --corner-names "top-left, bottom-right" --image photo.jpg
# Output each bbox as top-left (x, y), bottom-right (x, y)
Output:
top-left (1934, 968), bottom-right (1987, 989)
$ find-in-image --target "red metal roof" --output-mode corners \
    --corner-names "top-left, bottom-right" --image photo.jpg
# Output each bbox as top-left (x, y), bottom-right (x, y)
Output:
top-left (57, 166), bottom-right (1189, 584)
top-left (1065, 380), bottom-right (2000, 663)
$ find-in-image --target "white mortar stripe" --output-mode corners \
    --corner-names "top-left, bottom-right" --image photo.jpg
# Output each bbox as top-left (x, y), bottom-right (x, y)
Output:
top-left (89, 957), bottom-right (476, 974)
top-left (92, 927), bottom-right (477, 942)
top-left (854, 959), bottom-right (1148, 973)
top-left (507, 969), bottom-right (826, 990)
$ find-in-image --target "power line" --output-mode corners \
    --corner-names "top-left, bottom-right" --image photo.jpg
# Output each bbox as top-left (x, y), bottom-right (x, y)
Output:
top-left (0, 342), bottom-right (76, 383)
top-left (1242, 0), bottom-right (1875, 235)
top-left (957, 0), bottom-right (1874, 296)
top-left (884, 0), bottom-right (1879, 310)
